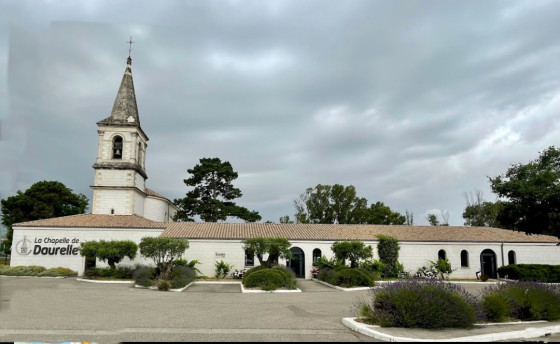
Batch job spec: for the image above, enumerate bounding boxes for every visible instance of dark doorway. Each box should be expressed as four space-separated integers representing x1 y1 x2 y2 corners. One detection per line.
85 255 96 272
480 249 497 278
287 247 305 278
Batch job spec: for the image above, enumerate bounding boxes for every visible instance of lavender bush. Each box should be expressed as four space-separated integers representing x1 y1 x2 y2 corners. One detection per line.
481 282 560 321
359 279 485 328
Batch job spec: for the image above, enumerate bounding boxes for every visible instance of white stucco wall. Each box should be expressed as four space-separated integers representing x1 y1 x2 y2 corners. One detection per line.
11 226 560 280
92 189 132 215
10 226 164 276
144 197 171 222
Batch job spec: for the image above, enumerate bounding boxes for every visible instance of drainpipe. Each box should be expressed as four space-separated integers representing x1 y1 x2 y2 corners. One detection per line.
500 242 505 267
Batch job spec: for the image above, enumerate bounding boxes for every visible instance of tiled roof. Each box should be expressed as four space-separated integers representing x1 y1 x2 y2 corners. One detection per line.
14 214 166 229
161 222 560 243
145 188 172 202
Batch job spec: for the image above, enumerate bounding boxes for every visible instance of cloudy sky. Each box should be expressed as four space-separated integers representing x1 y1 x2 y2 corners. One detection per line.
0 0 559 227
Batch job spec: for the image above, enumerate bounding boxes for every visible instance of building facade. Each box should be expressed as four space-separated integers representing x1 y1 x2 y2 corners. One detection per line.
9 55 560 279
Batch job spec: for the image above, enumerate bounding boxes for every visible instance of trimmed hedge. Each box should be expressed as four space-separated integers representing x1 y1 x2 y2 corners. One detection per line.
318 267 374 288
360 279 483 328
497 264 560 283
243 266 297 291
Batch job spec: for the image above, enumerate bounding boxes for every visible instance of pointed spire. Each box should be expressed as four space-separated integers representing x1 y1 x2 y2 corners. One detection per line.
98 56 141 127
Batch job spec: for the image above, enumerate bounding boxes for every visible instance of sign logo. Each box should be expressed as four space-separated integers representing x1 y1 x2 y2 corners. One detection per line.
15 236 32 255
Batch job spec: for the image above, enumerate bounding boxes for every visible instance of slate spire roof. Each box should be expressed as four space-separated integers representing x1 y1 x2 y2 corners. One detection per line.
97 56 141 127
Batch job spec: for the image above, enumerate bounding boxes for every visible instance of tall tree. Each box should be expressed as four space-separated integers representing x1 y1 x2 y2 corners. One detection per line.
1 181 88 255
462 190 502 227
243 237 292 268
294 184 404 225
427 213 440 226
489 146 560 237
366 202 406 225
173 158 261 222
331 240 373 268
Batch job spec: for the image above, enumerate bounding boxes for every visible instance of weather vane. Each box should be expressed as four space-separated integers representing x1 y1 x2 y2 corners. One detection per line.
126 36 135 57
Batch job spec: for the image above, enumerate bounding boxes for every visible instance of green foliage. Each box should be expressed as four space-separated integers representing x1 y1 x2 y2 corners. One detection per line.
320 267 374 288
169 266 196 289
331 240 373 268
138 237 189 279
272 266 297 289
172 258 202 275
243 269 285 291
158 279 170 291
489 146 560 237
173 157 261 222
359 259 385 280
243 237 292 268
463 191 504 227
294 184 405 224
0 265 76 277
1 180 88 254
133 266 156 287
214 260 233 278
360 280 482 328
483 293 512 322
84 266 135 279
481 282 560 321
313 255 345 270
427 214 439 226
242 265 267 284
79 240 137 269
376 235 402 278
497 264 560 283
415 259 453 280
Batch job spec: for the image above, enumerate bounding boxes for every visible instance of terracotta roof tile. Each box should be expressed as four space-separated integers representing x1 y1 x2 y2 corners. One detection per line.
161 222 560 243
14 214 166 229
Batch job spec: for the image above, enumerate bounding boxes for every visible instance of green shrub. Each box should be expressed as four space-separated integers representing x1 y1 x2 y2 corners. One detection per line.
215 260 233 279
169 266 196 289
243 269 285 291
242 265 267 284
334 268 374 288
272 266 297 289
360 279 483 328
482 282 560 321
359 259 385 279
318 268 374 288
133 266 156 287
483 293 512 322
497 264 560 283
158 279 170 291
377 235 401 278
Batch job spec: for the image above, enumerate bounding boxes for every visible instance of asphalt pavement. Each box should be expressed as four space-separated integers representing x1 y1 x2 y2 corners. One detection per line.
0 276 558 343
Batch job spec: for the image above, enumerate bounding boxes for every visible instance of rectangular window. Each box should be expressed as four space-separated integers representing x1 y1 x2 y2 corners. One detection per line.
244 249 254 267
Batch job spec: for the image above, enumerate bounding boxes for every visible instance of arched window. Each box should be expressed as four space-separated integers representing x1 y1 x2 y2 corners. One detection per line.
112 136 123 159
460 250 469 267
508 250 516 265
313 248 322 263
438 249 446 261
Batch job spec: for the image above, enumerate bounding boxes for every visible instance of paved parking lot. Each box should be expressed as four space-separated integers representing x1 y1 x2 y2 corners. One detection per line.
0 276 378 343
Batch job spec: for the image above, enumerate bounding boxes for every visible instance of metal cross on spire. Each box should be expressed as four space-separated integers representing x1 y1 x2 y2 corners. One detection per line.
126 36 135 57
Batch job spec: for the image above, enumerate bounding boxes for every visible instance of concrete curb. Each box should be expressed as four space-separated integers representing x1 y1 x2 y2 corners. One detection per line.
77 278 134 284
186 281 302 293
342 317 560 342
312 278 373 291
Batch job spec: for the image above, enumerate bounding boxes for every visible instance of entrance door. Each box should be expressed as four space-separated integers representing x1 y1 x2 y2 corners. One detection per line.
480 249 497 278
287 247 305 278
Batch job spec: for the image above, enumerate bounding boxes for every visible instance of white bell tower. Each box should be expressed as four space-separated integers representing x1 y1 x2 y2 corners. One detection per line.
91 55 149 216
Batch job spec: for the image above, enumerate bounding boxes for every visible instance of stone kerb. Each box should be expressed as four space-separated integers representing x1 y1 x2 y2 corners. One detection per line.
342 317 560 342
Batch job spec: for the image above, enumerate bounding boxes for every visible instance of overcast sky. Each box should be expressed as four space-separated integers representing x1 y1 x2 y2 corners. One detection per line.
0 0 559 227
